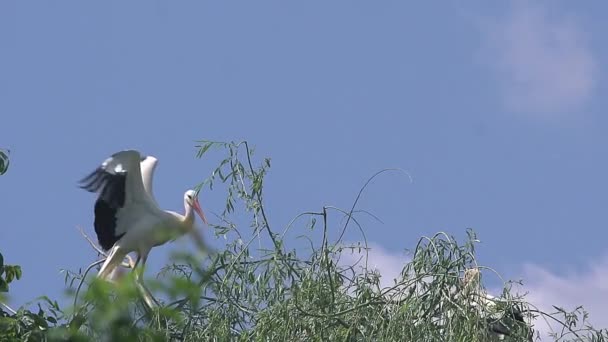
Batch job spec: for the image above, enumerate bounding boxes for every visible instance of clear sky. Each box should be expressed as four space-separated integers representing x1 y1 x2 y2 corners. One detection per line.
2 0 607 330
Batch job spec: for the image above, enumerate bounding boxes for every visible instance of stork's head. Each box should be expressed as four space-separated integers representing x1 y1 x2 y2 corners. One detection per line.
462 268 480 288
185 189 207 225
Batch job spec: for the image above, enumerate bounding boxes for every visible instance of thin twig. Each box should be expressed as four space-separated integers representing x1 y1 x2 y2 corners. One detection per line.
242 141 280 253
77 226 106 256
336 168 412 243
0 301 17 315
76 226 131 268
73 259 105 308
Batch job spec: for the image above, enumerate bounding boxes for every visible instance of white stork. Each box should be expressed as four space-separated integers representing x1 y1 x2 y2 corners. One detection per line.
78 150 208 281
461 268 533 341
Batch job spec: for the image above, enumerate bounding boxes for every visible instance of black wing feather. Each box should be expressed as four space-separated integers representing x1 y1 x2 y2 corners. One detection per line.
79 168 128 250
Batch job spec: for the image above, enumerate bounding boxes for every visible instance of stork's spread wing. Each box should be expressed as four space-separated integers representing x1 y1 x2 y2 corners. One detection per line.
79 150 159 250
140 156 159 207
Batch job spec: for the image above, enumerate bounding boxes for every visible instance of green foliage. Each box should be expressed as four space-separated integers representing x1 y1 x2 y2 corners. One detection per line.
0 141 606 341
0 253 60 342
0 148 9 175
0 253 23 294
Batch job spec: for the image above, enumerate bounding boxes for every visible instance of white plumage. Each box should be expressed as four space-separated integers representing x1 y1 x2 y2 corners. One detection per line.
79 150 208 280
461 268 532 341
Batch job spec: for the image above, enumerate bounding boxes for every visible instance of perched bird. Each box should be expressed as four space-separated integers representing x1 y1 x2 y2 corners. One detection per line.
461 268 533 341
78 150 208 280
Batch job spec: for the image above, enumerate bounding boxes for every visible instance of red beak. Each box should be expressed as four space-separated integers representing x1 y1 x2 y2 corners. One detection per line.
192 199 208 225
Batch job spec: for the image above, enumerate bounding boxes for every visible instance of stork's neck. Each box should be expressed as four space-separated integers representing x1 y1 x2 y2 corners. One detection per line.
182 202 195 226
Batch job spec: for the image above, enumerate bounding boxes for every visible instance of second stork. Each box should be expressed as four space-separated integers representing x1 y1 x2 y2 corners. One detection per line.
78 150 208 280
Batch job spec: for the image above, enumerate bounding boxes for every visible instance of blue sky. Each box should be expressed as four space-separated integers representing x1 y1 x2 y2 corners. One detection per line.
1 1 607 331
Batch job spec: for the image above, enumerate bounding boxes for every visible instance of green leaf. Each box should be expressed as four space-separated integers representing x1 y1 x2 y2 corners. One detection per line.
0 278 7 292
26 311 48 328
69 313 86 331
0 149 9 176
196 141 215 158
0 253 3 270
3 266 21 284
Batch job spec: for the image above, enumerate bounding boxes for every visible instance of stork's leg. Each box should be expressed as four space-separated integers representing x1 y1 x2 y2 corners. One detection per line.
106 266 124 284
133 250 158 308
98 245 127 280
133 253 142 270
139 251 149 274
132 250 148 278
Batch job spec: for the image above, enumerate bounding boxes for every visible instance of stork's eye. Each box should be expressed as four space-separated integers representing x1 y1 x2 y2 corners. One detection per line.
187 194 193 200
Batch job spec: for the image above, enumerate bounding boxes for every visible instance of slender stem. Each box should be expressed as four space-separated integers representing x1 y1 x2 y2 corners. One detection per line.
243 141 279 251
336 168 411 243
73 259 105 308
0 301 17 315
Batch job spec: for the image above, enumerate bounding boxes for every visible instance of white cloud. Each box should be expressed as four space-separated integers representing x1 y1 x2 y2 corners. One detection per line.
514 256 608 338
338 242 409 289
340 241 608 339
479 2 596 115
